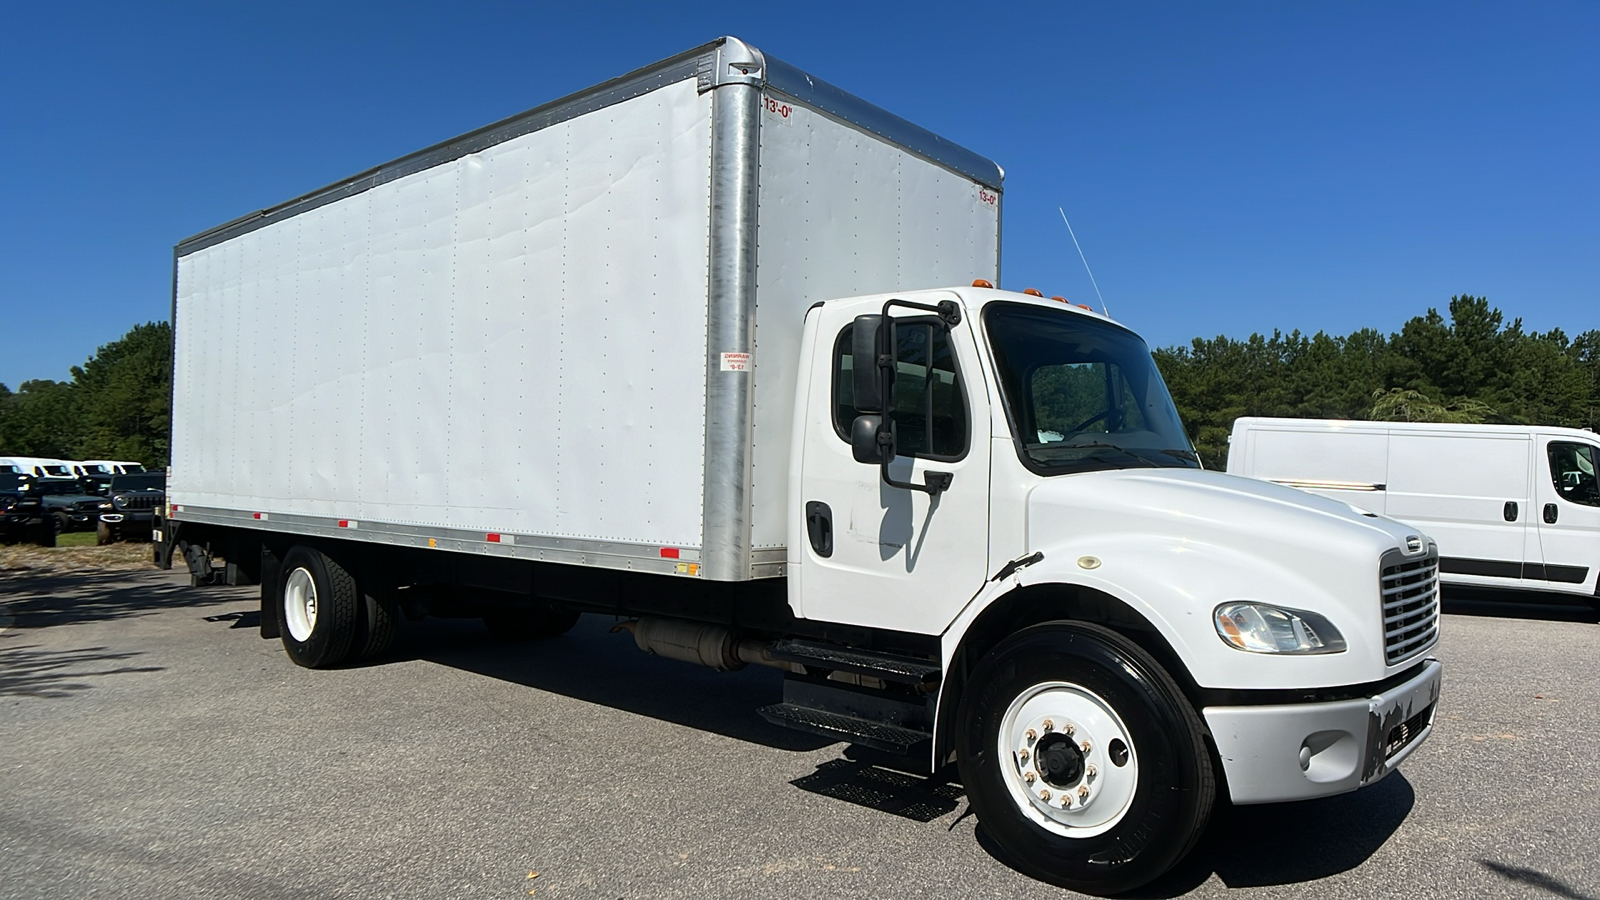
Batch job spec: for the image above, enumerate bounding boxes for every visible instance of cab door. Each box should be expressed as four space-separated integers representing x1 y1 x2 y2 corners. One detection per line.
1531 437 1600 593
793 296 991 635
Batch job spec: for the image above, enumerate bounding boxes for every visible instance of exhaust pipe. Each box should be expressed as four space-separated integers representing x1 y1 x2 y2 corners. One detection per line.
613 617 791 672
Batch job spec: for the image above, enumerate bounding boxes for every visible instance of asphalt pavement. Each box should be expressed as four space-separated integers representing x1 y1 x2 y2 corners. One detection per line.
2 568 1597 899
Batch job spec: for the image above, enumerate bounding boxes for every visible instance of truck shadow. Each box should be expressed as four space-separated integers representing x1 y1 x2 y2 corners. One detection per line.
404 614 834 752
0 570 248 628
1112 773 1416 896
1441 585 1598 623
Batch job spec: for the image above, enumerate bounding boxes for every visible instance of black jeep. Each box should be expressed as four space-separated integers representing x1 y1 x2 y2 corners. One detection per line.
0 473 52 546
33 479 106 536
96 473 167 544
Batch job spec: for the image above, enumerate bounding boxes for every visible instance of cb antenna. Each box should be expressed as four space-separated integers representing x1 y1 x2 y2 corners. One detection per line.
1058 207 1108 317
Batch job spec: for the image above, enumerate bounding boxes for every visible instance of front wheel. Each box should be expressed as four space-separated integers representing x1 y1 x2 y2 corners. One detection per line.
956 622 1213 896
96 521 115 545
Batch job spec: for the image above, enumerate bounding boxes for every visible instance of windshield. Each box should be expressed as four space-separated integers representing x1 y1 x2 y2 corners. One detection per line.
984 302 1198 475
110 474 166 492
34 480 90 496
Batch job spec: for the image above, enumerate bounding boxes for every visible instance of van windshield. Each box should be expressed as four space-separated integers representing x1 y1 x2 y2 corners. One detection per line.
983 302 1198 475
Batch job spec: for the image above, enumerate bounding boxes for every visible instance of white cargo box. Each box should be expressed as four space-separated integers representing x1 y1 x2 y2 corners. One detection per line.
171 37 1002 582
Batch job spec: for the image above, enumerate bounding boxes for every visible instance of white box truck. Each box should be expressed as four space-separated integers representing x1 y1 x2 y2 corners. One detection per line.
1229 416 1600 602
160 37 1441 894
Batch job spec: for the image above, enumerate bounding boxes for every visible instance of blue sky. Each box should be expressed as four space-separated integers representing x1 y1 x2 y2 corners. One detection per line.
2 2 1594 388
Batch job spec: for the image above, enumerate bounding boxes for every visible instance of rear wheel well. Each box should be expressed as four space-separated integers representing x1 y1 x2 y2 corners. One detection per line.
939 584 1211 765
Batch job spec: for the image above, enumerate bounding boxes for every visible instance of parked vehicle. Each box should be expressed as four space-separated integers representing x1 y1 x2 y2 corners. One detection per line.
0 473 52 546
1228 417 1600 602
77 459 147 477
31 479 105 534
1 457 77 480
159 37 1441 895
96 472 166 544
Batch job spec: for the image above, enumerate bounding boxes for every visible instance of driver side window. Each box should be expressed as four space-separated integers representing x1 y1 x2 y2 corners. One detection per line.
1547 442 1600 507
832 321 968 461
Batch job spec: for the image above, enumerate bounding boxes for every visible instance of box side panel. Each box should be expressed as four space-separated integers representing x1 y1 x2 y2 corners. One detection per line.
748 100 1001 552
172 79 713 552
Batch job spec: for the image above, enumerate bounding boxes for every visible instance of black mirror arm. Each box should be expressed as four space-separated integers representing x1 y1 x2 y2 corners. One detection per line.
881 297 961 329
879 455 953 496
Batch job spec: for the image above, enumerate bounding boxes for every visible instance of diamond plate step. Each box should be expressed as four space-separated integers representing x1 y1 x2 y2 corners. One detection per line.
758 702 933 756
766 639 941 686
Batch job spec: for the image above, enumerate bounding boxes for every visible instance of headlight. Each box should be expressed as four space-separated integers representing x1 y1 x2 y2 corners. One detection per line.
98 501 113 509
1214 603 1346 654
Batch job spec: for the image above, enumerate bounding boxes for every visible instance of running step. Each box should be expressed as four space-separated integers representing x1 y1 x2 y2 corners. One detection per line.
767 639 941 686
758 703 933 756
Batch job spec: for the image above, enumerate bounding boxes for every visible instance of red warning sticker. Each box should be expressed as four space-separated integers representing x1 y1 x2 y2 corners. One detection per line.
720 352 752 372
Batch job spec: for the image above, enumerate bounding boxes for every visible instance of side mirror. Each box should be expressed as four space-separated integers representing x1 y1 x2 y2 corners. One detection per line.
851 415 894 464
851 314 887 413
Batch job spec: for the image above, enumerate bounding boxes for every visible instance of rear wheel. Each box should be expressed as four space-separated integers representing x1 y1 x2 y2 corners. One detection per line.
95 521 115 545
956 622 1213 896
277 546 358 668
349 585 399 662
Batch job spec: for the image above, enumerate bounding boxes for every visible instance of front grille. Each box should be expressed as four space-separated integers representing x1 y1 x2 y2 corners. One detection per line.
74 500 102 512
117 495 161 511
1385 702 1435 759
1381 548 1440 664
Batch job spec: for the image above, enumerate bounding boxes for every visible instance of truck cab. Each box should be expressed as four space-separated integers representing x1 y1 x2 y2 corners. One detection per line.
788 286 1440 890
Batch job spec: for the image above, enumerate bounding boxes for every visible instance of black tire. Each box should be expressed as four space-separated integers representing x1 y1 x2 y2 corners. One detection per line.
956 622 1213 896
483 607 580 641
349 586 399 662
34 521 57 547
95 521 114 545
276 546 359 669
51 512 69 536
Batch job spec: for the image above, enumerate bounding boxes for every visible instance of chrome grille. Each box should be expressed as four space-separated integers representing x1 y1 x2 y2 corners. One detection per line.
1381 547 1440 664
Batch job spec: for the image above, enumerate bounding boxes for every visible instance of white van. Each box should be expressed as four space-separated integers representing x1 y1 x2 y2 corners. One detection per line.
1 457 78 480
1228 417 1600 600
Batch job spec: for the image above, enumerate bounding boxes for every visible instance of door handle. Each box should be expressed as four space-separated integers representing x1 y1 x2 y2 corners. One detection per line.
805 501 833 558
1544 503 1559 524
1503 501 1518 522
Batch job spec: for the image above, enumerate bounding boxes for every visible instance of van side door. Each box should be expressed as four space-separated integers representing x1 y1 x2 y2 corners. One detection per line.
1530 437 1600 594
1387 432 1537 589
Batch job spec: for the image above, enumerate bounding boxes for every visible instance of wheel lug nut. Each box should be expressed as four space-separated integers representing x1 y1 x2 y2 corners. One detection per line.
1024 771 1036 784
1081 740 1092 754
1078 785 1090 800
1040 789 1052 801
1025 728 1037 743
1019 749 1030 763
1086 765 1097 779
1064 723 1075 736
1042 719 1054 732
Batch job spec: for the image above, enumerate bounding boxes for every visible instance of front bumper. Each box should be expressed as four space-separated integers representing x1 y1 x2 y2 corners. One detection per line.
1203 659 1441 804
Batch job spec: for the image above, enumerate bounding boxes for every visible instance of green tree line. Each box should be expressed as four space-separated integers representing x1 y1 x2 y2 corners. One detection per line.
0 322 172 468
1155 295 1600 468
3 296 1596 476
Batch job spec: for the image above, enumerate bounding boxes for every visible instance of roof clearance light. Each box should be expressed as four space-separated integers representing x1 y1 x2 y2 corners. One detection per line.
1051 296 1068 303
1078 304 1092 311
972 279 994 289
1023 288 1044 297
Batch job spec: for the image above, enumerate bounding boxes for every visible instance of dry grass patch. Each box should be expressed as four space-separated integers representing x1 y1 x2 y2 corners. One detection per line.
0 540 156 576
